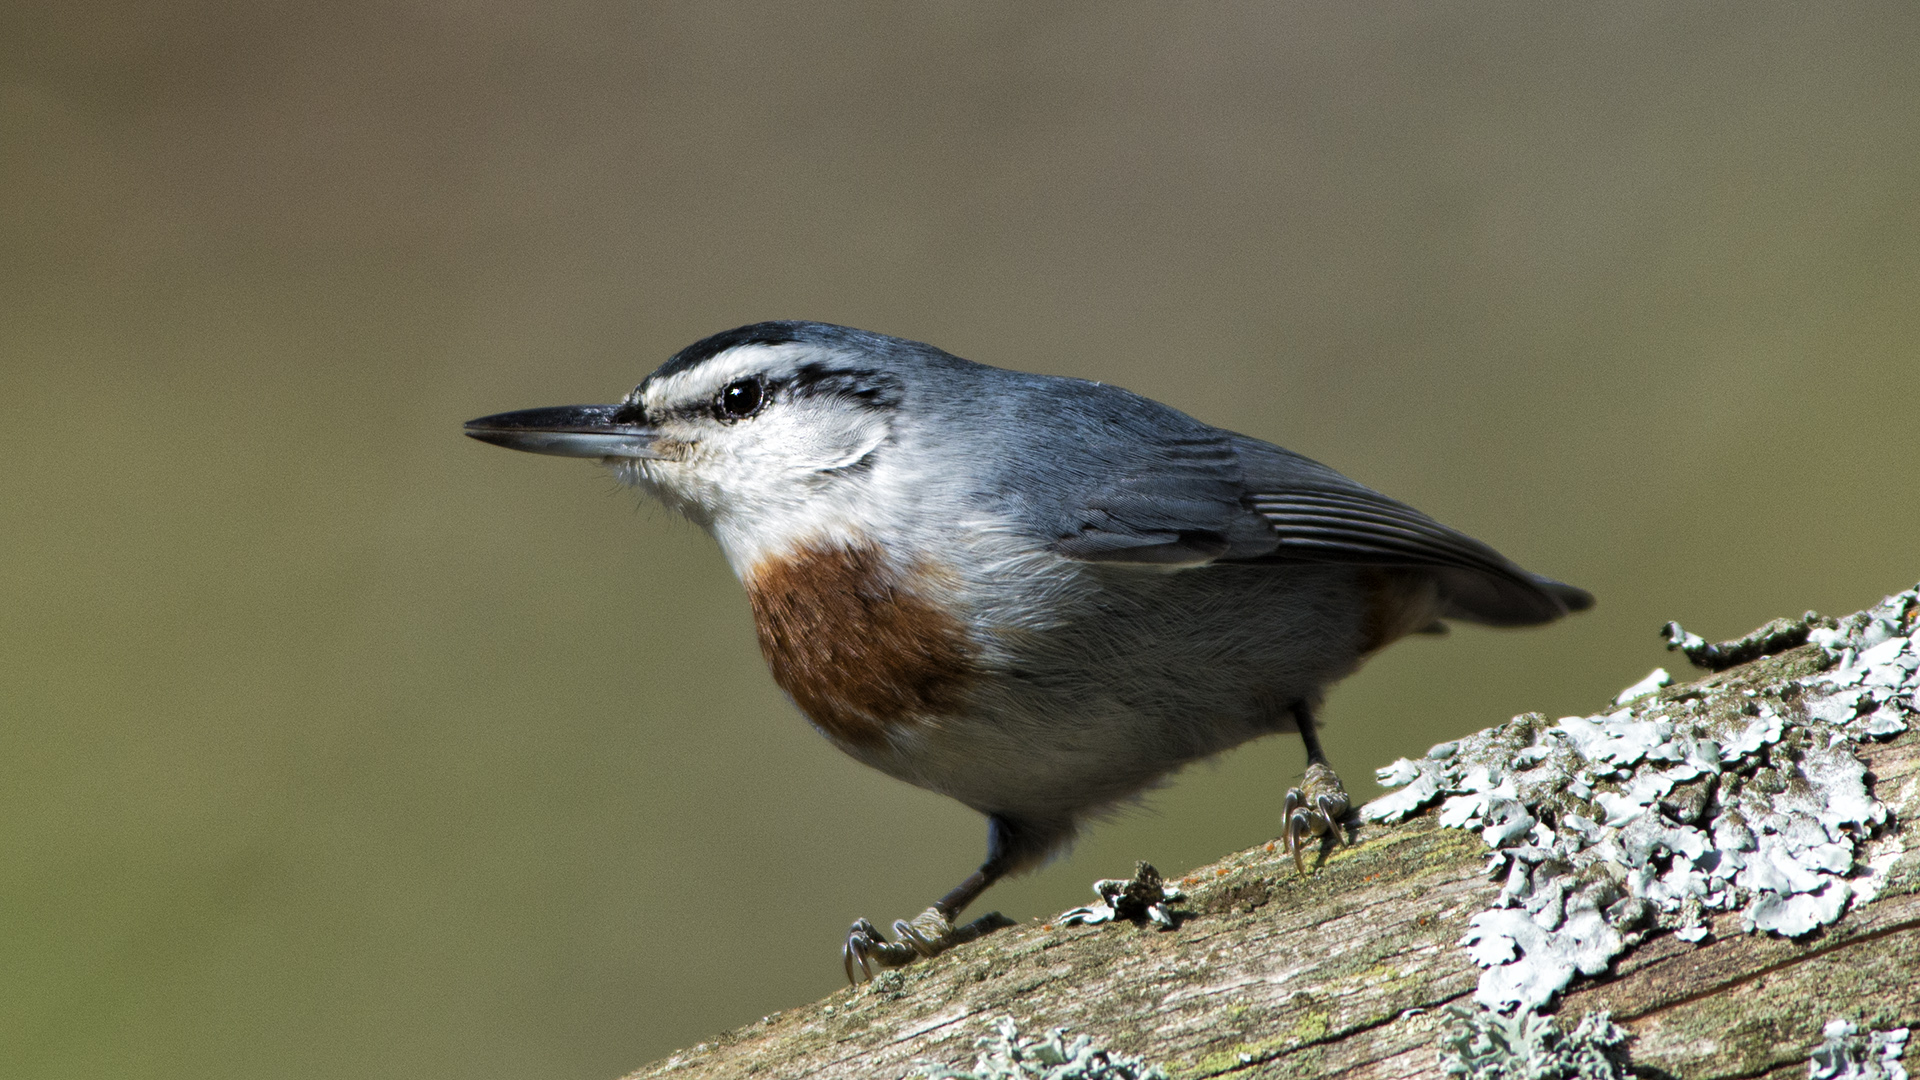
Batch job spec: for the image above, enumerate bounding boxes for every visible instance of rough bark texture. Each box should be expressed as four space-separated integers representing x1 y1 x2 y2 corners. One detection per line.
629 643 1920 1080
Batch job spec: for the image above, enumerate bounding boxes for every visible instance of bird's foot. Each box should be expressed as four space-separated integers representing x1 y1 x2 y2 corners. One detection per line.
1282 761 1351 872
842 907 1014 983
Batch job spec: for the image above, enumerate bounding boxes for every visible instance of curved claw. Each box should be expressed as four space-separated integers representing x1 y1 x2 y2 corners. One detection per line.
1281 804 1316 873
843 918 875 983
844 917 920 983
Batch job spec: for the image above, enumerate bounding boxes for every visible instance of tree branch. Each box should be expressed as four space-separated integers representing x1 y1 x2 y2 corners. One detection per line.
630 594 1920 1080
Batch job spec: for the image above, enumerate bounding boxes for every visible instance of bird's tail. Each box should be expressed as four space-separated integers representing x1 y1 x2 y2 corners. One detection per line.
1435 568 1594 628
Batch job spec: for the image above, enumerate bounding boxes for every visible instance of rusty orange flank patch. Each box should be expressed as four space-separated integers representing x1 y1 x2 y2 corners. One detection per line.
744 541 976 749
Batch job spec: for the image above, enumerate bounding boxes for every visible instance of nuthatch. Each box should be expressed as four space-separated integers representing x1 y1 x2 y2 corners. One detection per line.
465 321 1592 980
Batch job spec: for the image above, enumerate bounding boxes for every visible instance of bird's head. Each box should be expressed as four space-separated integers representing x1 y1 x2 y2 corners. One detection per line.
466 322 946 571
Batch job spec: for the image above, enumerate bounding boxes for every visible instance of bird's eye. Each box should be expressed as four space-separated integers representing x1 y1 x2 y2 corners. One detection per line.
715 378 766 421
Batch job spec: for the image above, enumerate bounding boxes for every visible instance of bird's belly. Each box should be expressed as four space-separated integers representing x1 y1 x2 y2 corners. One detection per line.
855 562 1380 822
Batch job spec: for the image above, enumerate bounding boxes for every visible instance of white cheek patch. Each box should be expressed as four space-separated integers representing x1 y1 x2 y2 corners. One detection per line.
702 402 894 567
774 403 889 472
616 380 899 577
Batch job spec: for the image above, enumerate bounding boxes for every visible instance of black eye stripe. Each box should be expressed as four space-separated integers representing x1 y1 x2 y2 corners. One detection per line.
715 378 767 420
788 364 904 409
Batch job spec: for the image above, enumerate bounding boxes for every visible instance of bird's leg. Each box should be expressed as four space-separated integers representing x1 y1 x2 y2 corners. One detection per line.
842 816 1029 983
1281 700 1350 872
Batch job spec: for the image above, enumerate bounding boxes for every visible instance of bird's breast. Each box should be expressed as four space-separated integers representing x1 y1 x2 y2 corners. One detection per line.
741 539 978 750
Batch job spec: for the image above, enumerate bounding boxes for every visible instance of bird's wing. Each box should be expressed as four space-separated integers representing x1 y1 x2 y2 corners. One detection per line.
1225 435 1591 626
1022 384 1589 625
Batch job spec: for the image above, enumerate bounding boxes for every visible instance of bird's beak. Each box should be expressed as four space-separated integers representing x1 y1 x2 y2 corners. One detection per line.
463 404 669 460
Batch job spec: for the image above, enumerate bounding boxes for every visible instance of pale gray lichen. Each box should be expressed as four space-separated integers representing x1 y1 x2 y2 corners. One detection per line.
918 1016 1168 1080
1808 1019 1910 1080
1367 586 1918 1010
1438 1004 1633 1080
1614 668 1672 705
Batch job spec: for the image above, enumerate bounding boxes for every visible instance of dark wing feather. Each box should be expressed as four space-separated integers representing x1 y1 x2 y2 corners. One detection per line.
1245 489 1520 578
1227 436 1592 626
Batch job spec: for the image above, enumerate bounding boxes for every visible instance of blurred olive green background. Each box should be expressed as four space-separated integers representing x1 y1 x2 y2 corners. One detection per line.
5 3 1919 1078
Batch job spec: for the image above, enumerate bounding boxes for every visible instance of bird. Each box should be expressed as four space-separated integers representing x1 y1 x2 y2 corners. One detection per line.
464 320 1592 981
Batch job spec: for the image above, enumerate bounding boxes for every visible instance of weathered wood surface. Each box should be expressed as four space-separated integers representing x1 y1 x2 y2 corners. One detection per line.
630 646 1919 1080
